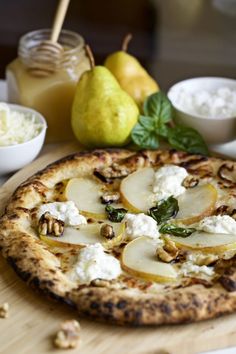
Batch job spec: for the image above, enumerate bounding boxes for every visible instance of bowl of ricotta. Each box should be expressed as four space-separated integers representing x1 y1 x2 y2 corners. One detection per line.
0 102 47 175
167 77 236 144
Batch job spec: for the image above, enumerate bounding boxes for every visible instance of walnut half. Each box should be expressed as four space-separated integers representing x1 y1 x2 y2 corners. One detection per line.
156 236 179 263
0 302 9 318
38 212 64 237
100 191 120 204
54 319 81 349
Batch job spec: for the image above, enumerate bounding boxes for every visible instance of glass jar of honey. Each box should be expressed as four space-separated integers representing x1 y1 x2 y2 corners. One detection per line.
6 29 90 142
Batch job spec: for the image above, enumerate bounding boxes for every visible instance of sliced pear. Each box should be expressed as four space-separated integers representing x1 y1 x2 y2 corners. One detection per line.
65 177 106 219
171 231 236 253
40 224 102 247
40 222 124 248
120 167 217 223
120 167 154 212
121 236 177 282
175 184 217 225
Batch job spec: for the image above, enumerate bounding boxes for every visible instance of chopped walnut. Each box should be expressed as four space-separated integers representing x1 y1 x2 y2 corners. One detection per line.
100 191 120 204
38 212 64 236
100 224 115 239
190 253 219 266
231 209 236 220
54 319 81 349
0 302 9 318
156 236 179 263
183 176 199 188
215 205 236 220
90 278 111 287
215 205 230 216
218 163 236 185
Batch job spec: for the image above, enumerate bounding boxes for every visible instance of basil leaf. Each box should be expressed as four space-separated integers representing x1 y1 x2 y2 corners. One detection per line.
139 115 155 132
105 205 127 222
143 91 172 125
148 196 179 225
159 223 196 237
131 122 159 149
156 121 169 138
168 125 209 156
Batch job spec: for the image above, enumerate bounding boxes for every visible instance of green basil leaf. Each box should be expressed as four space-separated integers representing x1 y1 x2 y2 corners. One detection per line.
168 125 209 156
105 205 127 222
156 122 169 138
131 122 159 150
143 91 172 124
139 115 155 132
148 196 179 225
159 223 196 237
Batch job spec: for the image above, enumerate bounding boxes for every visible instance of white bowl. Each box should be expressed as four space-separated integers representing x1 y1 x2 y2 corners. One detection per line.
0 104 47 175
167 77 236 144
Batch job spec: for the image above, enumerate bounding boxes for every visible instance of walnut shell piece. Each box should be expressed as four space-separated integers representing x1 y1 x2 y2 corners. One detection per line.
38 212 64 237
54 319 81 349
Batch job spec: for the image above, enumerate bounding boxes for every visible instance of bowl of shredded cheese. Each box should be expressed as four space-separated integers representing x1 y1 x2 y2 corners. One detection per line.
167 77 236 144
0 103 47 175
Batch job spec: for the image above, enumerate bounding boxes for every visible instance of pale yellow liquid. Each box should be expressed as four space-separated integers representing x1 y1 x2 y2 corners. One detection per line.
7 57 90 142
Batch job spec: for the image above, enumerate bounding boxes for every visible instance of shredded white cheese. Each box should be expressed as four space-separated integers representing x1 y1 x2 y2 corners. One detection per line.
0 102 43 146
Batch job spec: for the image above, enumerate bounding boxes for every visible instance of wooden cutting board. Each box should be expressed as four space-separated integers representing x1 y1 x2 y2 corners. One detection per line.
1 143 236 354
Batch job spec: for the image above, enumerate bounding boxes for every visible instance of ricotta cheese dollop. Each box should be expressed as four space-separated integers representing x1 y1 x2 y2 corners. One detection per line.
123 213 160 240
198 215 236 235
70 243 121 284
38 201 87 226
180 262 214 277
152 165 188 201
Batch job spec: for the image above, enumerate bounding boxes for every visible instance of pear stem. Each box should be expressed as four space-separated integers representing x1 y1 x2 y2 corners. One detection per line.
121 33 133 52
85 44 95 69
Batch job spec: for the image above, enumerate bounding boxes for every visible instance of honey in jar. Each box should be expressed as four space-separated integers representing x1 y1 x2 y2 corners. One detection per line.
6 29 90 142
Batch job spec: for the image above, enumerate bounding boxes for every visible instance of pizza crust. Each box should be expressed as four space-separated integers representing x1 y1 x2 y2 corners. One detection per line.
1 148 236 325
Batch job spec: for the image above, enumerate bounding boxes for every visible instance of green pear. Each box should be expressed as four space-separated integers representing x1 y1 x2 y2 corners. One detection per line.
71 65 139 148
104 34 159 107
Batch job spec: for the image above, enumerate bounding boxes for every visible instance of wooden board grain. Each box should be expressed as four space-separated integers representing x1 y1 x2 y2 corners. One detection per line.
1 144 236 354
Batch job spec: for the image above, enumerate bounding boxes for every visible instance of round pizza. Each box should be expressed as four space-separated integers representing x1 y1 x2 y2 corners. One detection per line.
1 148 236 325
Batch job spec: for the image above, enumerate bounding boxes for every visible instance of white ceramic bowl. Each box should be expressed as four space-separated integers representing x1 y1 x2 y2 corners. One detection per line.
0 104 47 175
167 77 236 144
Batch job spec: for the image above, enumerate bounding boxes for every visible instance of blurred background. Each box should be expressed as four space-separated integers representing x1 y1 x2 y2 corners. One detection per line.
0 0 235 90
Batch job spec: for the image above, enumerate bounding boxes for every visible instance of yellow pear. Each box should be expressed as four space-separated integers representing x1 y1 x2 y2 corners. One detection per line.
104 34 159 107
71 46 139 148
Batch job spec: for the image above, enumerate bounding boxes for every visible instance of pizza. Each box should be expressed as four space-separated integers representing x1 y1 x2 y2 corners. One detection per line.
1 148 236 326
